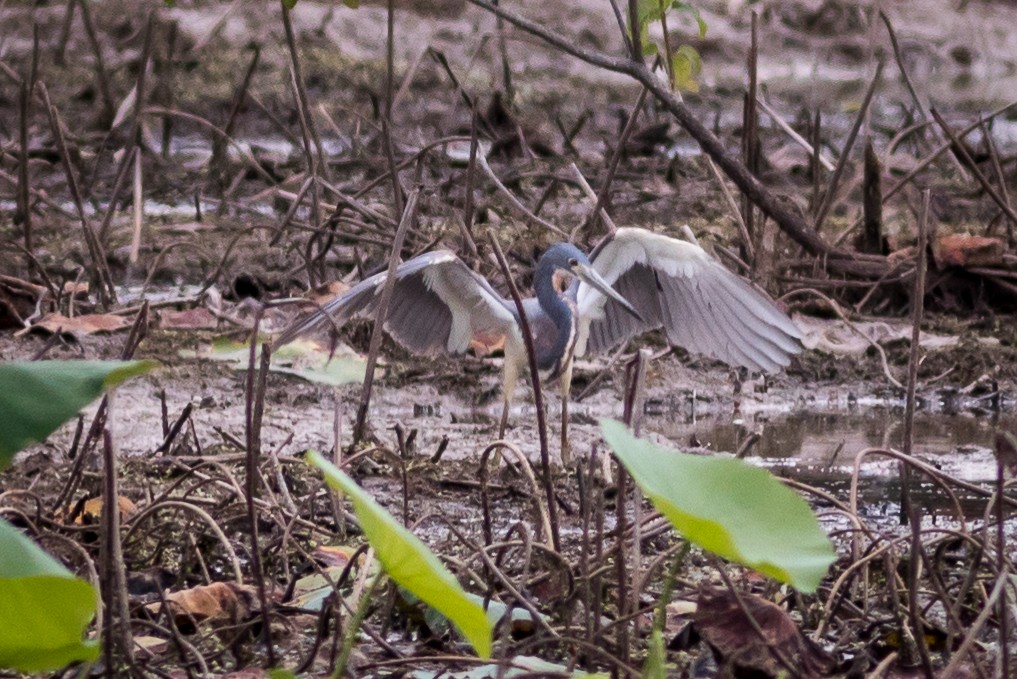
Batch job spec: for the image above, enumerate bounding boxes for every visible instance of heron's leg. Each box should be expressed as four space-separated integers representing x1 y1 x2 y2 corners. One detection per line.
559 360 573 466
499 356 519 440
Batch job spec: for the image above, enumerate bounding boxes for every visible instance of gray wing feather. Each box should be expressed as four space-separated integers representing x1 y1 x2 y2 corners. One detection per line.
274 251 518 355
576 228 802 373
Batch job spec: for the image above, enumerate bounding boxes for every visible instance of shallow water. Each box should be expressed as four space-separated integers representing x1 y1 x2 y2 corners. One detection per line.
643 403 1017 520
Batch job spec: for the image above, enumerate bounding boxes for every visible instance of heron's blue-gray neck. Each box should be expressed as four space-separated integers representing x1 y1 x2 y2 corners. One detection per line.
533 254 576 375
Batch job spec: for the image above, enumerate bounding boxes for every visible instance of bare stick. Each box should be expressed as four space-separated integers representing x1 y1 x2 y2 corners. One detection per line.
77 0 115 124
101 424 135 670
464 0 877 269
99 14 154 244
462 108 480 241
130 149 143 264
881 100 1017 206
861 139 883 254
756 97 834 171
576 86 648 240
813 60 884 232
244 319 276 666
17 78 32 269
55 0 76 67
280 1 332 182
742 12 759 256
211 47 260 188
39 84 117 306
626 0 642 61
487 232 561 552
353 189 420 443
900 191 928 526
810 110 822 216
568 162 617 233
705 156 753 259
383 0 404 215
476 154 568 237
979 118 1013 245
96 146 138 243
931 107 1017 231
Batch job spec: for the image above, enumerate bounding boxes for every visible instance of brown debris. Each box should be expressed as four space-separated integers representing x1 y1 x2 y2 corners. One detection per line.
28 312 130 337
694 587 835 677
147 582 258 634
0 275 47 330
156 307 219 330
932 234 1005 269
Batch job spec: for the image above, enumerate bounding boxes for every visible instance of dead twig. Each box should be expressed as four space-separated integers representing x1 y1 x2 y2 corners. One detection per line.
353 188 421 443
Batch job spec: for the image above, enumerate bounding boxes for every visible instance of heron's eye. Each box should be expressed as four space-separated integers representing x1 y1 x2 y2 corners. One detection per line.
568 258 578 268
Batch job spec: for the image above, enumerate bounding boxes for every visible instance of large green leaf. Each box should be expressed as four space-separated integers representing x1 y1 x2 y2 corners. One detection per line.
306 451 493 658
0 519 100 672
600 419 835 592
0 360 157 467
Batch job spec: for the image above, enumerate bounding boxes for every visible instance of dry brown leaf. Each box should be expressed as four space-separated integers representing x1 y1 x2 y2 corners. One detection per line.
147 582 257 633
695 587 834 677
62 281 90 297
58 496 138 525
31 312 130 336
133 635 169 656
312 544 359 568
933 234 1004 268
157 307 219 330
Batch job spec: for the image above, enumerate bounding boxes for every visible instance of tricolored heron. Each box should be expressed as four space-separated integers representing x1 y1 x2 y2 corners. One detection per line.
275 227 802 458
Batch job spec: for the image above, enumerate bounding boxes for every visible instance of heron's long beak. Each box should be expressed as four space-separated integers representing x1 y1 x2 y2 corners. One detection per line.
574 263 644 323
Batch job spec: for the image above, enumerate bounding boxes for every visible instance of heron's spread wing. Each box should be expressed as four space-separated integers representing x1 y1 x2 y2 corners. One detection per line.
274 251 518 355
576 228 802 373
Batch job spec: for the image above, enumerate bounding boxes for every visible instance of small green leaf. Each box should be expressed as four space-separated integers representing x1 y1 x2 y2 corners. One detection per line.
671 44 702 92
600 419 835 593
282 0 298 8
306 451 493 657
672 1 708 38
0 360 157 468
0 519 100 672
638 0 667 25
268 670 297 679
342 0 359 7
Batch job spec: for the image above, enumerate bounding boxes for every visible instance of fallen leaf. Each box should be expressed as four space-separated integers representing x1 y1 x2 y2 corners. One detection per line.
30 313 130 337
933 234 1004 268
182 337 368 386
694 587 834 677
312 544 360 568
63 281 90 297
59 496 138 526
133 635 169 656
157 307 219 330
146 582 257 634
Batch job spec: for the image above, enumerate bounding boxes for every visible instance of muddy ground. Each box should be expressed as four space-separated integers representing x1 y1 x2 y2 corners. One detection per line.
3 0 1017 676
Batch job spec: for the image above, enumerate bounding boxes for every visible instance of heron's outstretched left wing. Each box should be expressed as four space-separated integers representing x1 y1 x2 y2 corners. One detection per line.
575 227 802 373
274 251 518 356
